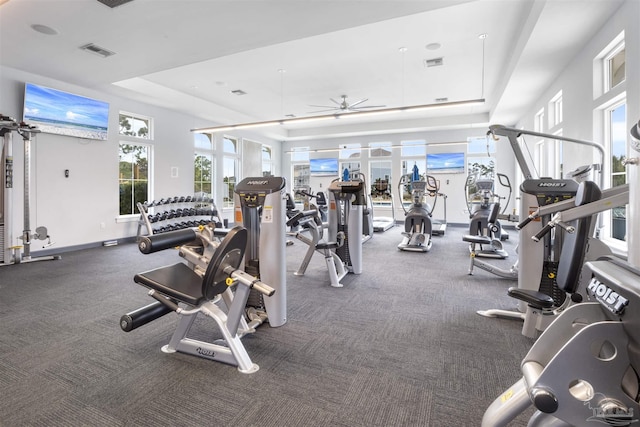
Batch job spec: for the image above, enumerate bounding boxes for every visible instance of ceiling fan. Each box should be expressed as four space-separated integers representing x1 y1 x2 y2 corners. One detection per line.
308 95 386 113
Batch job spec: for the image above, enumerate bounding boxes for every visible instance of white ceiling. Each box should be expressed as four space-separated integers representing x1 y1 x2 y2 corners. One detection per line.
0 0 625 141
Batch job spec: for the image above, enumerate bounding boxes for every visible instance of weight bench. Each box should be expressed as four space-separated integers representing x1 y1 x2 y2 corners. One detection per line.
120 226 274 373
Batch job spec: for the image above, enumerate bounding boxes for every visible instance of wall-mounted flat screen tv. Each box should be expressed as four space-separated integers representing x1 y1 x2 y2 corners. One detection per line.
23 82 110 140
426 152 465 174
310 158 339 176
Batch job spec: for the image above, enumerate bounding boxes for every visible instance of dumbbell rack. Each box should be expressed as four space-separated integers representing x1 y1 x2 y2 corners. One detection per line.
136 196 222 236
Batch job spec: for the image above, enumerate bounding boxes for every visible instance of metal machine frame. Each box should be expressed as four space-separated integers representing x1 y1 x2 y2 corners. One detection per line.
1 115 59 266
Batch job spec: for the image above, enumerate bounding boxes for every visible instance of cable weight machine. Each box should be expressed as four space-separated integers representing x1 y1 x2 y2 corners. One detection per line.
1 114 59 265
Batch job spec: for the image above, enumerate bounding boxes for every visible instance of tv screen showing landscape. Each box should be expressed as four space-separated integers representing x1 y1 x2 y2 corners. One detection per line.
310 158 339 176
23 83 110 140
426 152 465 174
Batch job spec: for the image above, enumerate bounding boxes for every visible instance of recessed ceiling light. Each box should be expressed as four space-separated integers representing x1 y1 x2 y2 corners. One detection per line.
231 89 247 96
398 47 408 53
31 24 59 36
425 43 441 51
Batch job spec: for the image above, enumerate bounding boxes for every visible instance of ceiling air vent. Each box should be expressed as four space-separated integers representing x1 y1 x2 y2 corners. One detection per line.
425 57 444 67
97 0 135 8
231 89 247 96
79 43 115 58
435 97 448 102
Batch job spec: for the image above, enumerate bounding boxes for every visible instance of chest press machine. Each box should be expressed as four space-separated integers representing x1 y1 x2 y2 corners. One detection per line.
121 225 275 373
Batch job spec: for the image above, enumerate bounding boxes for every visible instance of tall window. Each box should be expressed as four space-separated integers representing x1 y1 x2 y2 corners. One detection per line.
550 91 563 128
400 140 426 202
119 111 152 216
608 102 627 241
262 145 273 177
466 136 497 206
340 161 361 180
369 142 392 204
194 153 213 199
534 108 545 133
291 148 309 202
223 136 239 209
194 133 214 200
339 143 362 181
595 31 627 248
119 143 151 215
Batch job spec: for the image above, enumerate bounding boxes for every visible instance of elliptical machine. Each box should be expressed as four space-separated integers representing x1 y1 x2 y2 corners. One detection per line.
464 172 512 252
397 164 438 252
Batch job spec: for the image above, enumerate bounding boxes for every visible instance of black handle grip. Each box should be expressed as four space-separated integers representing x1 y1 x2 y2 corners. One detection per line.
532 223 554 242
138 228 197 254
516 216 535 230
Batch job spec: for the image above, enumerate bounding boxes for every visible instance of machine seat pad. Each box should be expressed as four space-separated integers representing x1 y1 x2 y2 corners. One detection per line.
134 263 205 306
316 241 339 250
462 234 492 245
508 287 554 309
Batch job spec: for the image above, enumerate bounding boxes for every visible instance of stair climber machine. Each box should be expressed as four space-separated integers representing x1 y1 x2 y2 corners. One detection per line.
1 115 59 266
478 124 613 338
233 177 287 327
326 169 365 277
397 164 440 252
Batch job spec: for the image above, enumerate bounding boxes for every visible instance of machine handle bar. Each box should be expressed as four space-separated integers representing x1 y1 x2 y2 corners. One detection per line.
148 290 181 312
516 215 535 230
286 209 319 227
532 223 554 242
224 266 276 297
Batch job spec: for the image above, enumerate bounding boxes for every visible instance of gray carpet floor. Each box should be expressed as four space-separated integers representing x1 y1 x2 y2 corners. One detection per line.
0 224 536 426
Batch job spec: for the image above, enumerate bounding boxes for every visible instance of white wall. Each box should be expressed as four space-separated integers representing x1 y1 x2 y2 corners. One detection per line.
0 66 281 252
513 0 639 265
282 128 518 225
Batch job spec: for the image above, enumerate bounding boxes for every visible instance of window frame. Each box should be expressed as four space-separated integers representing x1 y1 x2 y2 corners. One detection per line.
118 141 153 218
222 135 240 210
604 40 625 92
119 111 153 140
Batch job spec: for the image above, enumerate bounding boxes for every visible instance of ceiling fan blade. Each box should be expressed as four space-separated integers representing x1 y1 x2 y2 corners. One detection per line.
308 104 337 109
329 98 342 106
307 108 340 113
350 104 386 110
347 98 368 108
